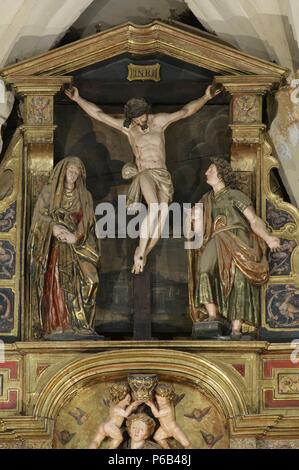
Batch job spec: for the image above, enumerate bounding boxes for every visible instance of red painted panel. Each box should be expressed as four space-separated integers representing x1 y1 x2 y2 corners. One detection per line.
264 389 299 408
232 364 246 377
263 360 299 379
0 390 18 410
0 361 19 379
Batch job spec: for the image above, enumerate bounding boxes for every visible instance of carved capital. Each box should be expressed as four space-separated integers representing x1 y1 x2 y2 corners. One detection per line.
21 126 56 145
4 76 71 96
5 76 70 128
214 75 282 95
230 124 266 144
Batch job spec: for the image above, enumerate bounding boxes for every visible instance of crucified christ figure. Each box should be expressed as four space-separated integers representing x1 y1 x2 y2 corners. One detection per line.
65 84 221 274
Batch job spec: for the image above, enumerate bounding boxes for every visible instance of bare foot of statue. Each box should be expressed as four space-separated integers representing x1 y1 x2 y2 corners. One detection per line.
204 303 219 322
131 246 146 274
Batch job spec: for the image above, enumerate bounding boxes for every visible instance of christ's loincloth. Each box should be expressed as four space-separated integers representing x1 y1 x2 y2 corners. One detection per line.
122 163 174 212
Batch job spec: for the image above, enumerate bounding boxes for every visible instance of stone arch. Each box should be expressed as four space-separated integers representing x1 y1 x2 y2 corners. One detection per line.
33 349 248 422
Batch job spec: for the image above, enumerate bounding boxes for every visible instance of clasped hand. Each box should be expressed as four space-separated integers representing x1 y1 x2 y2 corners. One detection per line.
53 224 77 244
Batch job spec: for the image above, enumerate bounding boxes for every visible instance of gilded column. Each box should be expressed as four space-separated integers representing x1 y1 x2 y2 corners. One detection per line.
5 76 71 339
6 77 71 214
214 75 282 214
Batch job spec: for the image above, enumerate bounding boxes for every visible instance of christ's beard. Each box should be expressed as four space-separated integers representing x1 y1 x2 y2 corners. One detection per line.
140 123 148 131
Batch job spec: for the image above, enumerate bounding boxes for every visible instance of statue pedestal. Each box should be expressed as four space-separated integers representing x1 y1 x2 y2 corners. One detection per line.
192 320 231 340
133 270 152 340
43 331 105 341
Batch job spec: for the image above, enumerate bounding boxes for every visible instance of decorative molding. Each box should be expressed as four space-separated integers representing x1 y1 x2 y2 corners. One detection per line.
0 416 53 440
32 349 248 421
4 76 71 94
21 126 56 145
214 75 283 94
278 374 299 394
230 124 266 144
5 339 272 353
229 415 299 438
0 22 288 78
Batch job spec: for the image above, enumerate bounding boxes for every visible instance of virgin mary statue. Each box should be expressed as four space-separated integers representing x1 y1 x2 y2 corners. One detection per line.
28 157 100 340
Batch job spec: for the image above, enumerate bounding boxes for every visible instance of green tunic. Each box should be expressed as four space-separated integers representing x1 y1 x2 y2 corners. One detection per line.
195 187 261 324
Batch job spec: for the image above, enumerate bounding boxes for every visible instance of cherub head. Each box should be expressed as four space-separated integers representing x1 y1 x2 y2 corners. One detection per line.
108 382 131 405
126 413 156 442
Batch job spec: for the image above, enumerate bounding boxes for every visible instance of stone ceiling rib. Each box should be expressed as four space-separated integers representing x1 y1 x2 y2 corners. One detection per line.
0 0 94 67
185 0 299 74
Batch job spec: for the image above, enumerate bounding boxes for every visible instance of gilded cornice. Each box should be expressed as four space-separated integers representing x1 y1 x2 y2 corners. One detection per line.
0 21 288 78
214 75 283 94
4 76 71 94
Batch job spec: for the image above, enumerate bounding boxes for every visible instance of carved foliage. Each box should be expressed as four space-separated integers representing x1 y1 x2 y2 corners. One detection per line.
266 201 295 230
0 240 16 280
0 202 16 233
27 96 52 125
269 239 297 276
0 288 15 333
266 284 299 329
232 95 260 124
278 374 299 394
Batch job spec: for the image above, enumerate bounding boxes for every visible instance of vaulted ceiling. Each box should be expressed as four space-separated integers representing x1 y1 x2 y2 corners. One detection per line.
0 0 298 75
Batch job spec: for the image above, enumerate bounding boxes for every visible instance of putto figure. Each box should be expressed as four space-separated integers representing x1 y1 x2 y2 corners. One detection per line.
188 158 280 339
65 84 221 274
89 383 140 449
28 157 100 340
146 383 192 449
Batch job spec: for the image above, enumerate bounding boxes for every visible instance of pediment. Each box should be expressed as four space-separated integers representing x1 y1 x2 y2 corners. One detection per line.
0 21 288 79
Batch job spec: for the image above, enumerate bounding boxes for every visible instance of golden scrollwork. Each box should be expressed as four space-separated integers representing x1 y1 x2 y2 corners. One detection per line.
0 131 26 339
260 135 299 330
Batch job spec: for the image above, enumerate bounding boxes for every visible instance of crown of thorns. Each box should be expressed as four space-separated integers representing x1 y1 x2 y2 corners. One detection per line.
123 98 151 128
